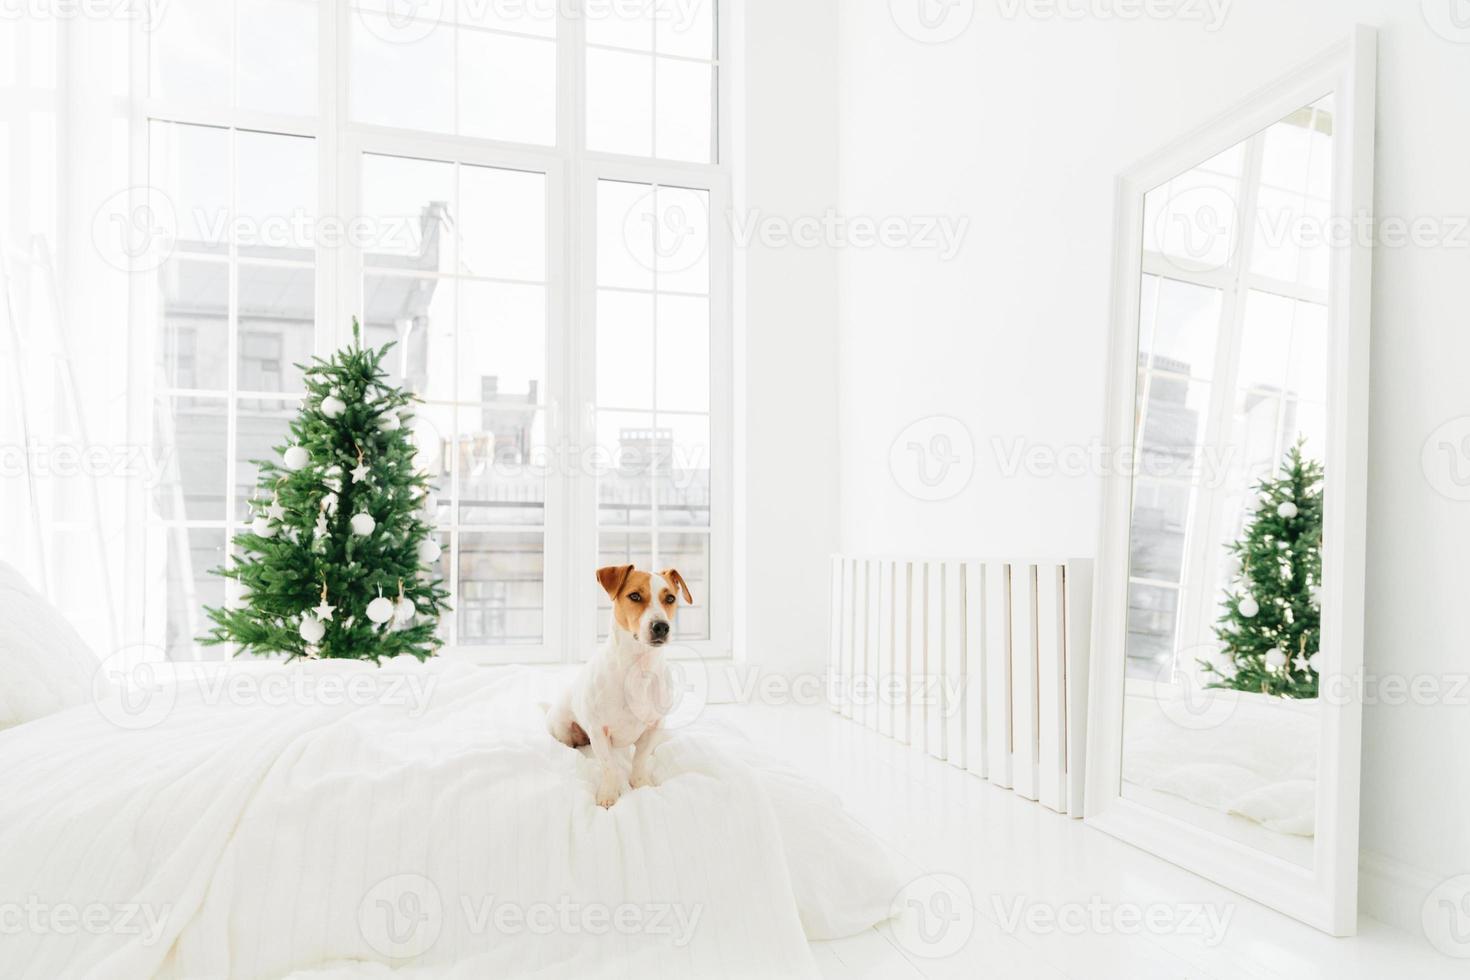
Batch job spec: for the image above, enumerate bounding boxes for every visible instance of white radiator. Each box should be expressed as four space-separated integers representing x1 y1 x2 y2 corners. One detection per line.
826 556 1094 816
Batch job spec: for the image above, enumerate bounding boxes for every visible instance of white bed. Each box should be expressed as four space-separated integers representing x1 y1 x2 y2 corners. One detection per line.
0 656 906 979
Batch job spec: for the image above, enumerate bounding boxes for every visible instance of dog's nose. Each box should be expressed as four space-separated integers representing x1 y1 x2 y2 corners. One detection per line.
650 621 670 640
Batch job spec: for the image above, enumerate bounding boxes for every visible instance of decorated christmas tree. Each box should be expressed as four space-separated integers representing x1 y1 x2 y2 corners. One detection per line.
1200 441 1323 698
203 320 449 662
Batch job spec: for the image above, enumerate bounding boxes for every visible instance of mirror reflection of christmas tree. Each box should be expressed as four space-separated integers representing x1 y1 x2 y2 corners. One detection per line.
1201 441 1323 698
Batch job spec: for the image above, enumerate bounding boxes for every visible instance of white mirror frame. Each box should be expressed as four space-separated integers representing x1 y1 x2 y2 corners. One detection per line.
1084 27 1376 937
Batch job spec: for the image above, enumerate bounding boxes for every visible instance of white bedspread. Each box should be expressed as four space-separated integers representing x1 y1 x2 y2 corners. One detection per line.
0 659 903 979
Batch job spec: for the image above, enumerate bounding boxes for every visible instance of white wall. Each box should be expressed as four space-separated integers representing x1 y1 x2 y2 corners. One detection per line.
732 0 842 675
831 0 1470 931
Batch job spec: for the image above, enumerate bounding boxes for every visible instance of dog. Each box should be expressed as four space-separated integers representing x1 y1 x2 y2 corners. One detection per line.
547 564 694 808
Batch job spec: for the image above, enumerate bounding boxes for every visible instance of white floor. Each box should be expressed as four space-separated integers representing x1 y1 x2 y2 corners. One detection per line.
715 702 1459 980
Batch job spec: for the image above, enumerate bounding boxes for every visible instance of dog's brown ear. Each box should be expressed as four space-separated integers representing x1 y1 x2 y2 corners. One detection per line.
660 568 693 603
596 564 635 599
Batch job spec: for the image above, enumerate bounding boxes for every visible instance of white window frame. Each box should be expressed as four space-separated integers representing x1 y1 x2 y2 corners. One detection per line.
127 0 734 665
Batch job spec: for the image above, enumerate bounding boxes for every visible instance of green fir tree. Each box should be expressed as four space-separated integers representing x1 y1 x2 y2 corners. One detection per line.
1201 441 1323 698
203 320 449 661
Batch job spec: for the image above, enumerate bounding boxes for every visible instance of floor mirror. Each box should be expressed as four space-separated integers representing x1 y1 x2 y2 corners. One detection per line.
1085 27 1376 936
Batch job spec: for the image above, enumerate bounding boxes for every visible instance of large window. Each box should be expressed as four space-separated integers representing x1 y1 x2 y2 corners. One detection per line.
1127 98 1332 679
139 1 729 664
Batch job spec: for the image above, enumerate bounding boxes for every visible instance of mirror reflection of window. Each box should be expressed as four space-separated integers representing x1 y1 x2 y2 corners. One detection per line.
1126 95 1333 683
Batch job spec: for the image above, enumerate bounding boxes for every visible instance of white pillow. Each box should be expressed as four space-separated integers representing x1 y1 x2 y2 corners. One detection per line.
0 562 98 730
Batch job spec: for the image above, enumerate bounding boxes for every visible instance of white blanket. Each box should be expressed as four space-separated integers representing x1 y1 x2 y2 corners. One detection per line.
0 659 903 979
1123 691 1318 836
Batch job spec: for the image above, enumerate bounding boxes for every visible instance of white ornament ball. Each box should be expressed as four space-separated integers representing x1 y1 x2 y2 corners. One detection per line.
1265 647 1287 670
251 515 276 538
1307 651 1322 673
298 615 326 644
321 395 346 419
366 596 395 624
1238 596 1259 618
351 512 376 536
393 597 416 626
378 412 401 432
417 537 442 564
283 445 310 471
1277 501 1299 519
1309 584 1323 607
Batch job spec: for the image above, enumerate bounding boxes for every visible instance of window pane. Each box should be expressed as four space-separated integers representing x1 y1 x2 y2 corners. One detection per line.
597 179 655 291
351 13 455 134
361 154 455 271
1237 290 1293 391
597 290 654 409
238 264 315 393
1129 480 1188 582
658 531 709 640
457 531 544 644
457 0 556 36
362 274 455 401
459 32 555 145
238 0 317 114
586 0 654 51
458 165 546 281
234 397 298 519
1137 374 1210 480
457 280 546 405
151 122 230 256
163 527 227 661
651 185 710 293
1287 301 1328 405
586 48 652 156
1250 187 1303 283
656 294 709 412
153 396 228 521
597 411 655 526
1139 275 1221 379
658 414 710 526
655 59 713 163
1126 582 1177 679
158 258 229 391
410 403 454 524
655 0 715 59
237 130 316 261
150 3 230 105
457 407 546 527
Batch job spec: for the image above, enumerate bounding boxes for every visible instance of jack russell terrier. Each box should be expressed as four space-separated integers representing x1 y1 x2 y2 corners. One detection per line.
547 564 694 808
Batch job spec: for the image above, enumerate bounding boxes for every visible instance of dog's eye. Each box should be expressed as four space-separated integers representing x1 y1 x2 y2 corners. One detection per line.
628 592 642 603
663 595 676 605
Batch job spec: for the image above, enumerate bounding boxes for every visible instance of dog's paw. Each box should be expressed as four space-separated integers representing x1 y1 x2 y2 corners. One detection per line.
630 769 655 790
595 779 621 808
